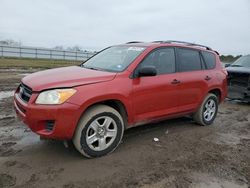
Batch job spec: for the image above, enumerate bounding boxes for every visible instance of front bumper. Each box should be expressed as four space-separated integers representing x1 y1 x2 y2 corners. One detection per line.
227 85 250 102
14 92 81 140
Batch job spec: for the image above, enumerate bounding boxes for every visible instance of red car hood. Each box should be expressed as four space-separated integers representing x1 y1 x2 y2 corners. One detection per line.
22 66 116 91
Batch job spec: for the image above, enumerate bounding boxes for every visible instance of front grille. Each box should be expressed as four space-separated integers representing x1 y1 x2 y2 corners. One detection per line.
46 120 55 132
19 83 32 103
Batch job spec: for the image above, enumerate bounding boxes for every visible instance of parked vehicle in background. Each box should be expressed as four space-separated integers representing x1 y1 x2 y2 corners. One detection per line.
226 55 250 102
14 41 227 158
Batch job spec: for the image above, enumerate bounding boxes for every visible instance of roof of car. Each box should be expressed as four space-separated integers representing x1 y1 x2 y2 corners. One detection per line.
122 41 219 55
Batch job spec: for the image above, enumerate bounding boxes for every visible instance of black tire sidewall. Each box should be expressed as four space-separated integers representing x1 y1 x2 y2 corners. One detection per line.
202 95 218 125
80 112 123 158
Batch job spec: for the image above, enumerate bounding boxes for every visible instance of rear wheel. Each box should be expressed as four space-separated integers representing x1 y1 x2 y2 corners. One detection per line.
193 93 218 126
73 105 124 158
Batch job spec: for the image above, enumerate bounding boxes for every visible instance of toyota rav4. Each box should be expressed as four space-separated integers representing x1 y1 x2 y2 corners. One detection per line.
14 41 227 158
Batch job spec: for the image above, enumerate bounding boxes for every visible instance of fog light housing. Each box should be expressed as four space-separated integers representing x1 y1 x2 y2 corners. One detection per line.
46 120 55 132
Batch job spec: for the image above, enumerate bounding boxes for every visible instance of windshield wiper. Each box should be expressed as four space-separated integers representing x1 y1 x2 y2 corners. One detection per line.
231 64 243 67
82 65 103 71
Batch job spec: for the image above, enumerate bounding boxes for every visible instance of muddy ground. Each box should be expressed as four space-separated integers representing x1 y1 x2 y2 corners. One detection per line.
0 69 249 188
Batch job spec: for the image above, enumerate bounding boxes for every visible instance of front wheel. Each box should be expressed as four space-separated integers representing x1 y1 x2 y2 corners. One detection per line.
73 105 124 158
193 93 218 126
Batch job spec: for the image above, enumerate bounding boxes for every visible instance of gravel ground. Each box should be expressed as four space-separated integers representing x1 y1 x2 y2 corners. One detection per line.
0 70 249 188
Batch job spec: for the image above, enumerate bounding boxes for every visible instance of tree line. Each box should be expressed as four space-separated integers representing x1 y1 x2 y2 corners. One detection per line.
219 55 242 63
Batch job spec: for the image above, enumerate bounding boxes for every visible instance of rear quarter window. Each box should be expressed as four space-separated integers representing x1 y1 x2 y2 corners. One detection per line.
201 51 216 69
177 48 202 72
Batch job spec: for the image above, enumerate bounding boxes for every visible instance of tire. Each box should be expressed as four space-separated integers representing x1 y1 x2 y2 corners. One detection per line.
73 105 124 158
193 93 218 126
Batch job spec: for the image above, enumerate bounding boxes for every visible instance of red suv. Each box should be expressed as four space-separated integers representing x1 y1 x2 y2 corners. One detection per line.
14 41 227 158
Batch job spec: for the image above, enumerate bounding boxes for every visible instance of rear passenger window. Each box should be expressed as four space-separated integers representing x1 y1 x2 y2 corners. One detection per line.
139 48 175 75
177 48 202 72
201 51 216 69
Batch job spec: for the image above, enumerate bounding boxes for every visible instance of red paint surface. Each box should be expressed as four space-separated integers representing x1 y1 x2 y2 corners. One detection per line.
14 43 227 140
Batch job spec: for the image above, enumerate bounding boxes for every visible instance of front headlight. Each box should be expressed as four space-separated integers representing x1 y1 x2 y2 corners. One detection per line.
35 88 76 104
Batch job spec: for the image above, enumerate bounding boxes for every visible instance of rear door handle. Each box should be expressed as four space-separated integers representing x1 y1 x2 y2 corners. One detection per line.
205 76 212 81
171 79 181 84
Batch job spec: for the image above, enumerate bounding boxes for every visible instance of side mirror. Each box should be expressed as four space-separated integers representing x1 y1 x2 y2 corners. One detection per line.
224 63 231 68
137 66 157 77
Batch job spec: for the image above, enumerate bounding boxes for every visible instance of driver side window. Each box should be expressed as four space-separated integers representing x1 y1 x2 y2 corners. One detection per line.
138 48 176 75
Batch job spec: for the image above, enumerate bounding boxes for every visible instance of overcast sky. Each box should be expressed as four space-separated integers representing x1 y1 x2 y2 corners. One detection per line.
0 0 249 55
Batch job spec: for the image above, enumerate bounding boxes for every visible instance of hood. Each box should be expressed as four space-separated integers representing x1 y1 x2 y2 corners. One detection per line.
22 66 116 91
226 66 250 74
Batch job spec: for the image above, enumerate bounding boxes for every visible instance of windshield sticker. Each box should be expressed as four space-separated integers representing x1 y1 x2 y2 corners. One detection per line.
128 47 145 51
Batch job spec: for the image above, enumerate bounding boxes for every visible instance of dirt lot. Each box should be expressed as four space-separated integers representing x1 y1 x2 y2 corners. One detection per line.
0 69 249 188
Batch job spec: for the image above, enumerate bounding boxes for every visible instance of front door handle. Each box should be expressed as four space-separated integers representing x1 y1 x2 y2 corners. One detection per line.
205 76 212 81
171 79 181 84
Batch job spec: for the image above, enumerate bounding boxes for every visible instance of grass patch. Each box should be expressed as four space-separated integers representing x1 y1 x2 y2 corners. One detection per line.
0 57 82 69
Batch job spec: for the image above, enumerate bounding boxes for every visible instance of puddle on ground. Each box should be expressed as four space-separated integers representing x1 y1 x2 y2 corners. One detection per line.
18 73 31 76
0 69 37 73
17 131 40 147
192 180 248 188
143 173 248 188
190 173 248 188
0 91 14 101
202 132 249 146
0 125 40 156
0 115 15 120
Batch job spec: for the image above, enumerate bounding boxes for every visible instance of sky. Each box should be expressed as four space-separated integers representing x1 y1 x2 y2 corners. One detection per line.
0 0 250 55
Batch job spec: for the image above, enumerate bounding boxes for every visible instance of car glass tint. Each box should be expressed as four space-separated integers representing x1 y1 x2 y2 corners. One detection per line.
202 51 216 69
177 48 202 72
231 55 250 68
83 46 145 72
139 48 175 75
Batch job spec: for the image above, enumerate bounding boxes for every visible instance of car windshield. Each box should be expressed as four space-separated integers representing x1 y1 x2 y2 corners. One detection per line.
82 46 145 72
231 55 250 68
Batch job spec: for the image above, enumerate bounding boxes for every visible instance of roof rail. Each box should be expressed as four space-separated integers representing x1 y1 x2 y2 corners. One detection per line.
152 40 212 50
126 41 143 44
